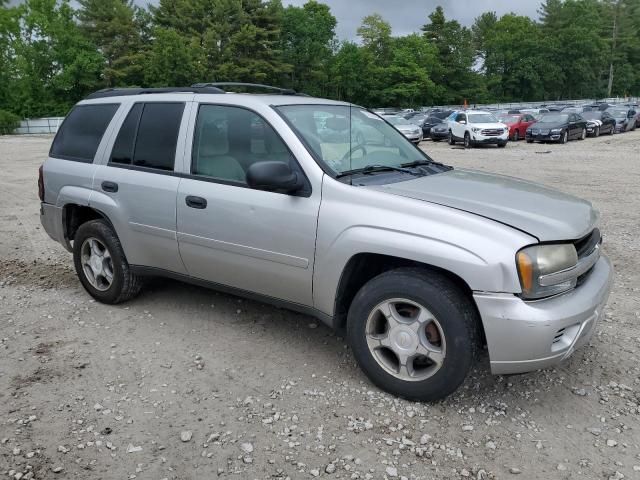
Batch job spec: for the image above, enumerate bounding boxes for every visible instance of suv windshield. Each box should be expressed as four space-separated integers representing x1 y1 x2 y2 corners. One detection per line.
468 113 498 123
276 105 430 176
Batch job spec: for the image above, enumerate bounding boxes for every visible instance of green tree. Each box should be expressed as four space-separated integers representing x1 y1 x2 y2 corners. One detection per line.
281 0 336 95
357 13 392 61
422 6 484 104
0 0 20 114
77 0 147 87
151 0 289 84
11 0 104 117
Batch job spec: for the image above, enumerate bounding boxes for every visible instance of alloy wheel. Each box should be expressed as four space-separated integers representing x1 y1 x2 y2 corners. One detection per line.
365 298 446 382
80 237 114 291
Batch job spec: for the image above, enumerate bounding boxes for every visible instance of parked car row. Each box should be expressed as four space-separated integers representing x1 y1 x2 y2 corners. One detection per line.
375 103 638 147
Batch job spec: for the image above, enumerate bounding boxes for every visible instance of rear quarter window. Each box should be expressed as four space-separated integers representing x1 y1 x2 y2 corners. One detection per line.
50 104 119 162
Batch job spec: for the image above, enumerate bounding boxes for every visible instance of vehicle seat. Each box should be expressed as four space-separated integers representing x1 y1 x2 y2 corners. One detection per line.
194 120 246 183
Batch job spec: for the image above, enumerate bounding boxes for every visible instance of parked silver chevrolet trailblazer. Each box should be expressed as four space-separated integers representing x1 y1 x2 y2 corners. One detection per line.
39 84 613 401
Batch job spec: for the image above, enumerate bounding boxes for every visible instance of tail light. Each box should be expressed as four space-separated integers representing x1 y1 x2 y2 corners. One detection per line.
38 165 44 202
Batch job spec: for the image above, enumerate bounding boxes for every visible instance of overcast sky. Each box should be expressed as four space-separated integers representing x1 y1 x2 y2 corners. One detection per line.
283 0 543 40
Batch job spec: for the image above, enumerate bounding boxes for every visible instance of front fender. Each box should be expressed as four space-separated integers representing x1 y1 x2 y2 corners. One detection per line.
313 226 516 317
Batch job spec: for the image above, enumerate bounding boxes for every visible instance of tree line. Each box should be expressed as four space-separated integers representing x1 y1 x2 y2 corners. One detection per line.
0 0 639 121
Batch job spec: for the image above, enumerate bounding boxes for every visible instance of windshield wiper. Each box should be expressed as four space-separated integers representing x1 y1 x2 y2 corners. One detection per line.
401 159 450 169
336 164 425 179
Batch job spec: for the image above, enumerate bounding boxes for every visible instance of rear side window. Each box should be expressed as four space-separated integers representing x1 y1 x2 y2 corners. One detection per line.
50 104 119 162
110 102 185 171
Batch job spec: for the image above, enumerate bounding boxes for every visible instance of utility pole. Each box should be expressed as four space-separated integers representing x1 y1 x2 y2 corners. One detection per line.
607 0 621 97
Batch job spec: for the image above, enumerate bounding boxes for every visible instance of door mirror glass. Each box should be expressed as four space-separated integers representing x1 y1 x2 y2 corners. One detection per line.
246 161 303 194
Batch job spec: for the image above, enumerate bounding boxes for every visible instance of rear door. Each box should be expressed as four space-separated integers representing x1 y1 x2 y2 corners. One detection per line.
175 103 320 306
91 100 190 274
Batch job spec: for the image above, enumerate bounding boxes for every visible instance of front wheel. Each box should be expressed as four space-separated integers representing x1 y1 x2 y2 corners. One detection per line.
579 127 587 140
448 131 456 145
347 268 478 402
73 219 143 304
594 126 600 137
512 130 519 141
560 130 568 144
497 142 506 148
463 132 472 148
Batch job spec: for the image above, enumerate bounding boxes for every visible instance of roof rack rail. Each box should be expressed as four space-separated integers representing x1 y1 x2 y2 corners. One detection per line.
191 82 301 95
84 86 225 100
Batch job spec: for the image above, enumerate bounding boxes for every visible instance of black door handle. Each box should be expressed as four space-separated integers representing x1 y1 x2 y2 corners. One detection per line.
101 181 118 193
185 196 207 209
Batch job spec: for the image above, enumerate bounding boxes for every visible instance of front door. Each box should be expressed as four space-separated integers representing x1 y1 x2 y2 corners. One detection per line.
176 104 320 306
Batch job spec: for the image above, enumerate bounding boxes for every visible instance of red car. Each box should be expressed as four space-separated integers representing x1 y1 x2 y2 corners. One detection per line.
498 113 537 141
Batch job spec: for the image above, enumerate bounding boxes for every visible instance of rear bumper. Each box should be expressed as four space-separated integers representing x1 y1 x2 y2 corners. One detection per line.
40 202 69 250
474 254 613 375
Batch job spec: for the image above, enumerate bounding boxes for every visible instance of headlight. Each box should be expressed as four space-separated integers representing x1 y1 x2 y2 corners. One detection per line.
516 244 578 299
472 127 481 132
550 128 562 133
526 128 532 133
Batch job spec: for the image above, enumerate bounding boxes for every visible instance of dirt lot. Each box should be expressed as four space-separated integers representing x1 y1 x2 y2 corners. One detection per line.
1 132 639 480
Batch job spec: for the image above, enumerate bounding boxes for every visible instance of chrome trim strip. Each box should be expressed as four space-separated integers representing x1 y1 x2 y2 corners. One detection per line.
539 243 600 287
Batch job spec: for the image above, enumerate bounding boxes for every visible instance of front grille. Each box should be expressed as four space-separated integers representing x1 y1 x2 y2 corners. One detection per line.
574 228 601 257
574 228 601 285
481 128 503 136
540 129 550 135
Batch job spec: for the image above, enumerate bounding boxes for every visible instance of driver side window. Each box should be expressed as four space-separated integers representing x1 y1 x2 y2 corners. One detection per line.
455 113 466 123
191 105 293 184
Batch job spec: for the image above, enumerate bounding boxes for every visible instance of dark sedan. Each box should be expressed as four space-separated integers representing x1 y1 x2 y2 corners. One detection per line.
607 107 638 133
582 111 616 137
525 112 588 144
429 122 449 141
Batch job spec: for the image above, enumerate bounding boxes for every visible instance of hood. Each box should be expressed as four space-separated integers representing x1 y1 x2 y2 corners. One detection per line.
367 169 597 241
396 124 420 132
532 120 568 128
464 122 506 129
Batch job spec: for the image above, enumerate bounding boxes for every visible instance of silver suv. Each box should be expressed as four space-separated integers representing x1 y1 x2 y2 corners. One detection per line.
39 84 613 401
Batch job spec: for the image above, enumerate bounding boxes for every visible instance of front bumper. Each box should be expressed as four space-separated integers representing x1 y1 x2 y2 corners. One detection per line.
430 130 448 139
474 254 613 375
526 132 563 142
471 133 509 144
403 132 423 143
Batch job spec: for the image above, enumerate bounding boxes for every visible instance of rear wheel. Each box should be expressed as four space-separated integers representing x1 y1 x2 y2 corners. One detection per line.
579 127 587 140
513 130 519 141
347 268 478 402
73 219 143 304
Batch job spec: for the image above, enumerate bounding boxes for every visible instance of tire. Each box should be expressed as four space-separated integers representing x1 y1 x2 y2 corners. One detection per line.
512 130 519 141
463 132 472 148
594 126 600 137
560 130 568 144
448 131 455 145
432 138 442 142
526 139 534 143
497 142 506 148
579 128 587 140
73 219 143 304
346 268 479 402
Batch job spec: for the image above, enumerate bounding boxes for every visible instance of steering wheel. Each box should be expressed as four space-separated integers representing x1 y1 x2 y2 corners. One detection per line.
341 144 367 162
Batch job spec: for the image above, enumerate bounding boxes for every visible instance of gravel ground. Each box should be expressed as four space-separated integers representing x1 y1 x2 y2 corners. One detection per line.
1 132 639 480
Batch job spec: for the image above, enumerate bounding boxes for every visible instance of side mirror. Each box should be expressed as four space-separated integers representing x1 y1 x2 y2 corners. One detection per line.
458 120 466 125
246 161 303 194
